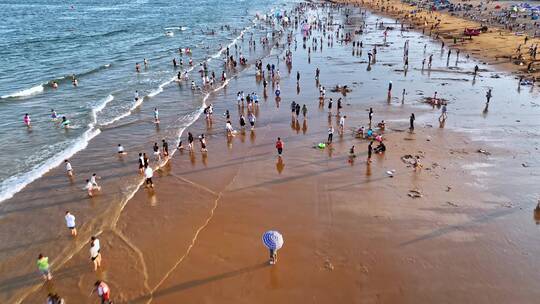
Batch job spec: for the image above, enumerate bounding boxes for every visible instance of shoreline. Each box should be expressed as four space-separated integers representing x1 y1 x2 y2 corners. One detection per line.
1 2 540 303
337 0 540 77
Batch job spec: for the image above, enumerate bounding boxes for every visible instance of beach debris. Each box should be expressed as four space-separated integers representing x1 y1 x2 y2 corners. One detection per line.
446 186 452 192
446 201 459 207
477 149 491 155
386 170 395 177
522 163 529 167
408 189 423 198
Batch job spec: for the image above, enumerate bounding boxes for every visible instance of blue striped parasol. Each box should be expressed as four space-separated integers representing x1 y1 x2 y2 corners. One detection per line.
262 230 283 250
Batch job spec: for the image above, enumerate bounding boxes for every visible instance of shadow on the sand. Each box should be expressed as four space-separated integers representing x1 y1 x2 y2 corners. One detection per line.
399 206 521 247
132 262 268 303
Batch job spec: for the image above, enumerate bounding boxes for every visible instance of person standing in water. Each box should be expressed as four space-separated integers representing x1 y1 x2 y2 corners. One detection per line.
248 113 256 130
276 137 284 157
327 126 334 144
153 142 161 161
162 139 169 158
37 254 52 281
367 141 373 163
117 144 127 155
85 179 95 197
409 113 415 131
65 211 77 237
339 115 346 134
65 159 73 177
144 165 154 188
90 237 102 271
154 108 160 124
302 104 308 118
368 107 373 125
93 280 112 304
486 89 492 104
188 132 194 151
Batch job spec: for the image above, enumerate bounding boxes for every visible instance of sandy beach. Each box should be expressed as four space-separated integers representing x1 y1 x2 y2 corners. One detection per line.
1 2 540 303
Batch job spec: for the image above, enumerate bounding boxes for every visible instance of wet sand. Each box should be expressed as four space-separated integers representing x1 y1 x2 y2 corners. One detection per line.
2 2 540 303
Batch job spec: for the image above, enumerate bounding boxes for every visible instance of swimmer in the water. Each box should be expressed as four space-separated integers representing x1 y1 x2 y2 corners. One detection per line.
51 109 58 121
135 62 141 72
144 58 148 67
61 116 70 128
134 90 139 102
52 81 58 89
117 144 127 155
23 113 31 127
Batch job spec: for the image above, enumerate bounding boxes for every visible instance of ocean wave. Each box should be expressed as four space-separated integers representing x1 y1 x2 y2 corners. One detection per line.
90 94 114 125
0 127 101 204
0 84 44 99
164 26 188 31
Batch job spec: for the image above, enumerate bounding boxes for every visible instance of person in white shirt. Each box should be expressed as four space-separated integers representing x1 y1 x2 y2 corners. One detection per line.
64 211 77 237
144 165 154 188
64 159 73 177
327 126 334 144
117 144 127 155
90 236 101 271
339 115 346 134
85 179 94 197
90 173 101 191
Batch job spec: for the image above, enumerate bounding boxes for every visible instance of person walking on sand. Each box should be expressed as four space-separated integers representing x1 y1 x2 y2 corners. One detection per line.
367 141 373 163
65 159 73 177
37 254 52 281
93 280 112 304
144 165 154 188
276 137 284 157
409 113 415 131
90 238 101 271
65 211 77 237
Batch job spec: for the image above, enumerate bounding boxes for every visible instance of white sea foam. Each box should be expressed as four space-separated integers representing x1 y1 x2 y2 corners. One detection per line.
91 94 114 125
1 84 44 99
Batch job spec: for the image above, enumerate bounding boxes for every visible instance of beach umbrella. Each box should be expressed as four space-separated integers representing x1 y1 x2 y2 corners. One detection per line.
262 230 284 250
